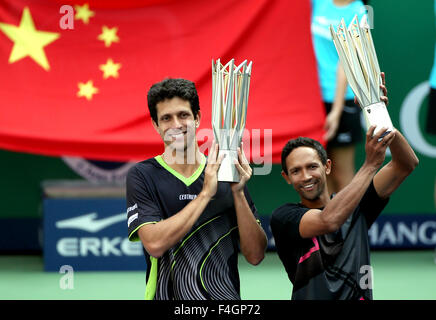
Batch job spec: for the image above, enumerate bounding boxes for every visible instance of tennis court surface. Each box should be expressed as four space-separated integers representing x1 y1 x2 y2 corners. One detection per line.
1 251 435 300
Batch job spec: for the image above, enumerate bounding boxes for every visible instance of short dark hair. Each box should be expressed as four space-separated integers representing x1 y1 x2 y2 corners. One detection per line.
147 78 200 123
281 137 327 174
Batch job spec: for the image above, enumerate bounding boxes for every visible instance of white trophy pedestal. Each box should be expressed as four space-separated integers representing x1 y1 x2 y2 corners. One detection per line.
363 102 394 137
217 149 240 183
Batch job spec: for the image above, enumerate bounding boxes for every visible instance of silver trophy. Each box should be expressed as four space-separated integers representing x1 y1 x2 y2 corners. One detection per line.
212 58 252 182
330 15 393 136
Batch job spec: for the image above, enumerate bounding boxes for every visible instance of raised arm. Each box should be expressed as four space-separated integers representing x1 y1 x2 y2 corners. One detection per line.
231 146 267 265
367 72 418 198
299 126 396 239
373 129 419 199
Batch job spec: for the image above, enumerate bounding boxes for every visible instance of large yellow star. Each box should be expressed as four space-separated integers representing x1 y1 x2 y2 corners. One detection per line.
99 58 121 79
74 3 95 25
97 26 119 47
0 7 60 71
77 80 98 101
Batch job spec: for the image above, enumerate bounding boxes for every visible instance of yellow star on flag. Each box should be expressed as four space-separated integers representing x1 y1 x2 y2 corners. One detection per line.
77 80 98 101
97 26 119 47
74 3 95 25
0 7 60 71
99 58 121 79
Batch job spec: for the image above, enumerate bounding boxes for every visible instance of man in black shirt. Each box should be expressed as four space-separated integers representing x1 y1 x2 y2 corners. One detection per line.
271 114 418 299
126 78 267 300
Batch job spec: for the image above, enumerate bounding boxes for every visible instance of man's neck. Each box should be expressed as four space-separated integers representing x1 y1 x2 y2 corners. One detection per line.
162 145 203 178
300 190 331 209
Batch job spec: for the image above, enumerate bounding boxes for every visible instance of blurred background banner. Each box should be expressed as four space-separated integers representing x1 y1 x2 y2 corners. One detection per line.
0 0 324 162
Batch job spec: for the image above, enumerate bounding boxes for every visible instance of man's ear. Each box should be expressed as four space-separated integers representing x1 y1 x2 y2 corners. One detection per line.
325 159 332 175
281 170 292 185
195 110 202 128
152 119 159 133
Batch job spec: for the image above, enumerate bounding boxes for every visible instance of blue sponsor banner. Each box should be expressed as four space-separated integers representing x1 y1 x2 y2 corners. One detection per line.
259 214 436 250
368 214 436 249
43 198 146 271
44 199 436 272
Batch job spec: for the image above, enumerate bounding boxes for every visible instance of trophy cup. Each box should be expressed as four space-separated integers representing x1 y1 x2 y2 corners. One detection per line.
211 58 252 182
330 15 394 136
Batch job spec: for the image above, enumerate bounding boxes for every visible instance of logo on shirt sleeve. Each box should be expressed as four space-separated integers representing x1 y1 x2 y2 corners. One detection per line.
127 203 138 227
127 213 138 227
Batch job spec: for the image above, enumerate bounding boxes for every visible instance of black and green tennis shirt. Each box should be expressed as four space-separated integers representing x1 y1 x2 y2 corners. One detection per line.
126 154 259 300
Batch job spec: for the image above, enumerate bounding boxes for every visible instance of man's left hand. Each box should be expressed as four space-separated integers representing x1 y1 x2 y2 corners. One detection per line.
230 143 252 193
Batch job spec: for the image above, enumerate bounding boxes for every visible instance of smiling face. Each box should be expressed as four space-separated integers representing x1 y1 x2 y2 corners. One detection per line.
281 146 331 207
152 96 200 153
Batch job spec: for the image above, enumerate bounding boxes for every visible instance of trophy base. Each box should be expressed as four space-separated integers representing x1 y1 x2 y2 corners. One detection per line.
363 102 394 137
217 149 240 183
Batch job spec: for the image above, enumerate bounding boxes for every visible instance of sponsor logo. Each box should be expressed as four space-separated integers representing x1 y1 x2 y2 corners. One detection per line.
127 203 137 214
55 212 142 257
400 81 436 158
127 213 138 227
56 237 141 257
56 212 125 233
179 194 197 201
369 220 436 247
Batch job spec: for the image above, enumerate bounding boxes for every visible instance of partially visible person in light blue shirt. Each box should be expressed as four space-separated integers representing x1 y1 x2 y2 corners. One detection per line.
311 0 367 194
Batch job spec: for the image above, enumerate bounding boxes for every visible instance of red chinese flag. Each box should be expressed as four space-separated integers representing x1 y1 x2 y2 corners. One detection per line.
0 0 325 162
